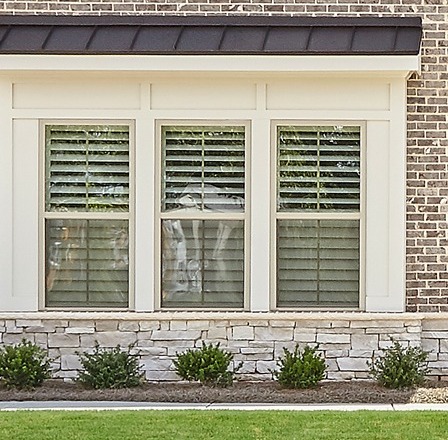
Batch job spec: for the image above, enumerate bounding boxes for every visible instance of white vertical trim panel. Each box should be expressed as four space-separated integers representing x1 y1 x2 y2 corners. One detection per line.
12 119 39 310
365 121 390 311
0 80 13 310
365 89 406 313
364 79 406 312
134 112 155 311
388 78 407 311
250 83 270 311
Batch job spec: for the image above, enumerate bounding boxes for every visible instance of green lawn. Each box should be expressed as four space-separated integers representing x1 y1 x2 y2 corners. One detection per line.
1 410 448 440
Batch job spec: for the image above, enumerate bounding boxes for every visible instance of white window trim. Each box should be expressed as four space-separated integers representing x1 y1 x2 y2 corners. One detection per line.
0 74 408 313
270 120 367 311
154 120 252 311
38 119 136 311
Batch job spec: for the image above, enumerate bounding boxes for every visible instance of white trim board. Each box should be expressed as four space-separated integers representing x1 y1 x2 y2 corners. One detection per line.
0 55 420 74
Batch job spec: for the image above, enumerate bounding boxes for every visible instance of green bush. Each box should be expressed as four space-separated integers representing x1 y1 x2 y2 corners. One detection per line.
77 343 143 389
274 344 326 389
0 339 51 389
368 339 429 389
174 342 241 387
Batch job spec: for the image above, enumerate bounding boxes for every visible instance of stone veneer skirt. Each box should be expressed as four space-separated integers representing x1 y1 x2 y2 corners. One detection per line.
0 312 446 381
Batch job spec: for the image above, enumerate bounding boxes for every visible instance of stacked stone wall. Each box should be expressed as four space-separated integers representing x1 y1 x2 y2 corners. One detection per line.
1 313 447 381
0 1 446 311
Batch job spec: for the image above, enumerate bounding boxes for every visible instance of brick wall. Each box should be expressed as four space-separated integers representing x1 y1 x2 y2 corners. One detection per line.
0 1 444 16
0 1 447 312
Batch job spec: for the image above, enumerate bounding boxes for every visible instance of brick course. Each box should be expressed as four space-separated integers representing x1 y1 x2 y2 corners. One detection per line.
0 1 446 312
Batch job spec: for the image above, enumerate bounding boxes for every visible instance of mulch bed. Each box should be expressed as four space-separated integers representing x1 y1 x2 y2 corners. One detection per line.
1 380 447 404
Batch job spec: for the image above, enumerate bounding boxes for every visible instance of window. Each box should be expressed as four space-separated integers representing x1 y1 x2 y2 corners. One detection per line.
43 123 132 308
274 124 363 308
158 123 248 309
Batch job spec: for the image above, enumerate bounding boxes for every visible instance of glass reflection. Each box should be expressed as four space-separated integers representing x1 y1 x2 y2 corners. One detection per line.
161 219 244 308
45 219 129 308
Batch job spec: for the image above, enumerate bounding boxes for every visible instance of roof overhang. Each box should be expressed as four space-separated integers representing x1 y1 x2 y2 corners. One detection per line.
0 16 422 75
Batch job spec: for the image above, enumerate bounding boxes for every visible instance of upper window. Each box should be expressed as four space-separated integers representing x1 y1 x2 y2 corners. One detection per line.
43 124 131 308
159 124 247 309
275 124 362 308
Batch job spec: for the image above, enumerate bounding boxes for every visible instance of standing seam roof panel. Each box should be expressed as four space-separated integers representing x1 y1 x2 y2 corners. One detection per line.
0 16 423 55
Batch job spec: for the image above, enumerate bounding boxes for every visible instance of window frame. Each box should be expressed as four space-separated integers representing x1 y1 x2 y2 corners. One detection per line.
270 120 367 311
38 119 135 311
154 119 251 311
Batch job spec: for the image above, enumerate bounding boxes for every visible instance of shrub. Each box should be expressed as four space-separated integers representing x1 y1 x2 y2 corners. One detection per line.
368 339 429 389
77 343 143 389
174 342 241 387
274 344 326 389
0 339 51 389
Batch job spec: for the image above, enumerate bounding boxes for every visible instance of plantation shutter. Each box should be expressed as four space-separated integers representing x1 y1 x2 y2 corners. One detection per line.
45 124 130 309
45 125 130 212
162 126 245 212
276 125 361 308
161 219 244 308
46 219 129 308
277 219 359 308
160 124 246 309
277 126 361 212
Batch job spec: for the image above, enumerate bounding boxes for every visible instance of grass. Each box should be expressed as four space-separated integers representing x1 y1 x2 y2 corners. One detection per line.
1 411 448 440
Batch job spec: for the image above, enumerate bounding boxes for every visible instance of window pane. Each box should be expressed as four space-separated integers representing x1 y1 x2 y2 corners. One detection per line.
161 219 244 308
161 126 245 213
45 219 129 308
277 219 359 308
277 126 361 212
45 125 130 212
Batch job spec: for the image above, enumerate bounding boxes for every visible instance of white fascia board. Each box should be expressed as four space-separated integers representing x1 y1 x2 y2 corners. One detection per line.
0 54 420 74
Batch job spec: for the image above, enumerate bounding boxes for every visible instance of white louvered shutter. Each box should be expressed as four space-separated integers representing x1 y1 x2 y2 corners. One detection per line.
162 126 245 213
45 125 130 212
277 126 361 212
277 219 360 307
45 125 130 308
45 219 129 307
160 125 246 309
276 126 361 308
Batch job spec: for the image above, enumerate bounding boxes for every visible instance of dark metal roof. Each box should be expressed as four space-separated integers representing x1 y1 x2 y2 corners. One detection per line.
0 15 422 55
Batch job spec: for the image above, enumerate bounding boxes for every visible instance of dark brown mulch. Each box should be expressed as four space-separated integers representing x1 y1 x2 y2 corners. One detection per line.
0 380 431 404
